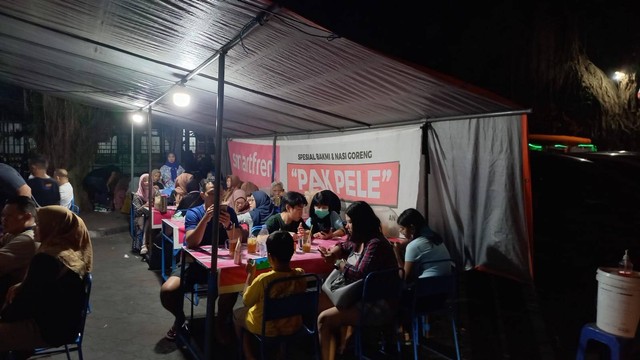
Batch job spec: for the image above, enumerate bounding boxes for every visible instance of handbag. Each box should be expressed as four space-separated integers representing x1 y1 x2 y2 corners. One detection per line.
321 269 363 309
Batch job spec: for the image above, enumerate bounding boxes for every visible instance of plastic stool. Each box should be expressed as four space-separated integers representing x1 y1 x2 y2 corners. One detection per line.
576 323 633 360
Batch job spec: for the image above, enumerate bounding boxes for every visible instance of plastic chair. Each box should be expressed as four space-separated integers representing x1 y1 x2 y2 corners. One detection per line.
69 198 80 215
32 273 93 360
405 269 461 360
241 273 322 360
576 323 634 360
354 267 405 360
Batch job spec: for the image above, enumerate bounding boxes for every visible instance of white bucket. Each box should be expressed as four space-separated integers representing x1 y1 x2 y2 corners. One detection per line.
595 267 640 338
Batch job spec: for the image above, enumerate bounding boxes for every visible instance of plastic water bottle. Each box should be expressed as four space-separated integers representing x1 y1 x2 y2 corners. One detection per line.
257 225 268 257
618 249 634 275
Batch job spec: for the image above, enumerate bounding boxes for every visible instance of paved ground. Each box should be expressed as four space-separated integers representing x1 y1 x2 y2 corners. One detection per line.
29 210 639 360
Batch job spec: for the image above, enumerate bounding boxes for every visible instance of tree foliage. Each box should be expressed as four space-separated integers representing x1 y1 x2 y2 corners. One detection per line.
28 92 116 207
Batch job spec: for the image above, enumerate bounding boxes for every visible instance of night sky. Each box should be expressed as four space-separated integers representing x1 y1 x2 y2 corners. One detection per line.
279 0 640 107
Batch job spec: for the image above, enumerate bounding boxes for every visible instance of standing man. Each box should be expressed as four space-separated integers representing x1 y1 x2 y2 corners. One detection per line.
26 155 60 207
0 196 39 301
54 168 75 209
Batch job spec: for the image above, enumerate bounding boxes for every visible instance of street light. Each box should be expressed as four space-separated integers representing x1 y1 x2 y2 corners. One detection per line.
613 71 626 82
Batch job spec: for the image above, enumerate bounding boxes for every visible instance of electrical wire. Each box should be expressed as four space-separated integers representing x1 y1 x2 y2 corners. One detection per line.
235 0 340 41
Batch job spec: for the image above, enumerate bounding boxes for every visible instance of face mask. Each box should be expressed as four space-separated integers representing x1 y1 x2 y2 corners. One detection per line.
315 208 330 219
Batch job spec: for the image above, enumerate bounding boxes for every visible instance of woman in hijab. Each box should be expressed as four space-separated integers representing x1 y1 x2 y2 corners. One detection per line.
170 173 193 206
151 169 164 190
221 175 242 205
132 173 154 254
229 189 250 215
177 177 204 211
0 206 93 354
160 152 185 188
237 190 277 235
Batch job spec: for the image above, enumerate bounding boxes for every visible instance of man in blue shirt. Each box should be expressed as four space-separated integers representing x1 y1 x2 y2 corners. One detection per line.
160 179 240 342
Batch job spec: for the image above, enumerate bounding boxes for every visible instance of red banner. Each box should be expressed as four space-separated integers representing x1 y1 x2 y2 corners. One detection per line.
228 140 279 188
286 162 400 206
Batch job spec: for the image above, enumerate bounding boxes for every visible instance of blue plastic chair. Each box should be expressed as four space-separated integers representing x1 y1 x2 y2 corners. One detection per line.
355 267 405 360
576 323 634 360
405 268 461 360
241 273 322 360
33 273 93 360
69 198 80 215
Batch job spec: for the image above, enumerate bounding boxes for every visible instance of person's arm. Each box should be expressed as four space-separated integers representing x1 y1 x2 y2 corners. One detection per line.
16 184 31 198
132 195 149 217
0 234 36 276
318 241 348 264
341 239 383 281
237 212 253 229
185 205 214 248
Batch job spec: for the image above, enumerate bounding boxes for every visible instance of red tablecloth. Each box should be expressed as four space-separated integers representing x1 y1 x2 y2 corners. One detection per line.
151 206 176 229
184 238 340 293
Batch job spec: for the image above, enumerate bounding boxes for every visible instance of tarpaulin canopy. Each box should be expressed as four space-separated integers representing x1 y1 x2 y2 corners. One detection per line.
0 0 519 137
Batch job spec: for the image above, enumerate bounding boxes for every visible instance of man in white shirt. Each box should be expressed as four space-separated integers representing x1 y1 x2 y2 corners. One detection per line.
54 168 74 209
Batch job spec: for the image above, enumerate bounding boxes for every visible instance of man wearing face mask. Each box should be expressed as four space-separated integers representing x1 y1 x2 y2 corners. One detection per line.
306 190 345 240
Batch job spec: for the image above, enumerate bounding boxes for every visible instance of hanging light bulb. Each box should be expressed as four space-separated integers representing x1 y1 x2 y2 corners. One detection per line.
173 85 191 107
131 112 145 123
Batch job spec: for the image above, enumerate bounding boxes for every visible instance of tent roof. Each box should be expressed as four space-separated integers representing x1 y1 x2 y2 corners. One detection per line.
0 0 521 137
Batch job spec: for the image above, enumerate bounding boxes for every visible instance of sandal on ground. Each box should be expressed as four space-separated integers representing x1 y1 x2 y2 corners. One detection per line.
165 326 177 341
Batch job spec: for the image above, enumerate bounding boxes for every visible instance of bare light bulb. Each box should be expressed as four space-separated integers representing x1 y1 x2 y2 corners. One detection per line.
173 91 191 107
131 112 145 123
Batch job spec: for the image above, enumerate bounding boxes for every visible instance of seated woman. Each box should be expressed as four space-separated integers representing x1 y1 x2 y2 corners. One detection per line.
237 191 277 235
394 208 451 280
177 177 203 211
0 205 92 355
240 181 259 197
317 201 397 360
221 175 242 205
306 190 345 239
160 152 185 188
264 191 309 238
170 172 193 206
132 174 156 255
151 169 164 190
229 189 250 215
270 181 284 209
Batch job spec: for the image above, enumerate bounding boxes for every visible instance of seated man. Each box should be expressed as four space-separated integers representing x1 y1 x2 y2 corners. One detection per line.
233 231 305 360
0 164 31 235
54 168 74 209
26 155 60 207
160 179 240 341
0 196 39 301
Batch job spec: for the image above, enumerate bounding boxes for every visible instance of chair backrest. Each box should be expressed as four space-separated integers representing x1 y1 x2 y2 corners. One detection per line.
261 273 321 335
410 272 457 316
69 198 80 214
362 267 405 303
75 273 93 342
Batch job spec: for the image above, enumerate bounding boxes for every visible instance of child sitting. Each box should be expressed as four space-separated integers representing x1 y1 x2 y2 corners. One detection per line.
233 231 305 360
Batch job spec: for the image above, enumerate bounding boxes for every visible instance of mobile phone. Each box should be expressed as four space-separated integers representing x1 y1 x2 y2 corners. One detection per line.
248 257 271 270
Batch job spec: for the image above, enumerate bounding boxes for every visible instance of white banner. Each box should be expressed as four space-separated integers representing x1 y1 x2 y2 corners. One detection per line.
277 125 422 212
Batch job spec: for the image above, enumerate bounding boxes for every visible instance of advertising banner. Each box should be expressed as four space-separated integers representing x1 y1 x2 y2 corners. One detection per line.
278 125 422 211
227 139 279 189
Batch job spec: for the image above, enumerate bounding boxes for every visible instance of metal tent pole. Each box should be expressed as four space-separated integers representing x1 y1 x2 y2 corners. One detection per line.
204 50 226 360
